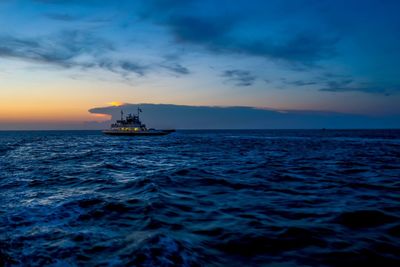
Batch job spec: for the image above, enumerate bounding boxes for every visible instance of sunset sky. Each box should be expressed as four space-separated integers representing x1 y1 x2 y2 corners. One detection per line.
1 0 399 129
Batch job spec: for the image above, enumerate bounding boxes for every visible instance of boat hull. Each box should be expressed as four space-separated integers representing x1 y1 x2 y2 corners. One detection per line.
102 130 173 136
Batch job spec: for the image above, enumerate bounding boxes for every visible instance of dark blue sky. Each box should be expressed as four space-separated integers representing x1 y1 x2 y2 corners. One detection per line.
0 0 399 128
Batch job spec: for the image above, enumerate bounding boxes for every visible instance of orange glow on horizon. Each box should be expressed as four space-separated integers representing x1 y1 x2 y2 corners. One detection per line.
0 112 110 123
0 101 111 123
108 101 124 107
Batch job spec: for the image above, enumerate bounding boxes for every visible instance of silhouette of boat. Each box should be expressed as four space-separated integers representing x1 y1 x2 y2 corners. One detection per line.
102 108 175 136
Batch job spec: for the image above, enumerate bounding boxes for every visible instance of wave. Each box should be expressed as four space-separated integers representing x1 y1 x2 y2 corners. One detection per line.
0 130 399 266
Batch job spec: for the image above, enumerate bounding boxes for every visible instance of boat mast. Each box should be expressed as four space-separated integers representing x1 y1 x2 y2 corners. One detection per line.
121 110 124 121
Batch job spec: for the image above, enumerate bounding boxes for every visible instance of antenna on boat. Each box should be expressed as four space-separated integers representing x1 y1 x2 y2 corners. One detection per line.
120 110 124 121
137 107 142 119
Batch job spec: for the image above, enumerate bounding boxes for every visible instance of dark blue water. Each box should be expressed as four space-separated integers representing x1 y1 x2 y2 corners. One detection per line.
1 130 399 266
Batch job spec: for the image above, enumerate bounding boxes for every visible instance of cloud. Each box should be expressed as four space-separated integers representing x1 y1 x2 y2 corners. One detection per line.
0 31 159 79
0 0 346 89
140 2 339 65
88 103 400 129
319 84 390 95
222 70 256 86
161 63 190 75
278 76 396 95
98 59 191 77
0 30 190 78
281 78 318 87
168 15 235 44
97 59 148 77
4 0 398 96
158 52 191 75
0 30 113 68
119 61 148 76
44 13 81 21
318 79 395 95
272 74 398 95
236 33 338 65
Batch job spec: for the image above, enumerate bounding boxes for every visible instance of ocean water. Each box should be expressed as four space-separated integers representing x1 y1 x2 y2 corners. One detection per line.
0 130 399 267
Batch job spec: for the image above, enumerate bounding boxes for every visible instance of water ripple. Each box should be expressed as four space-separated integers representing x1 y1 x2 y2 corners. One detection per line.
0 130 399 266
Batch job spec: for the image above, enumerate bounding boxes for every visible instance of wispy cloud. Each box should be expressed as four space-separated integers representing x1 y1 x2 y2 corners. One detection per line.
119 61 148 76
319 83 390 95
315 78 397 95
97 59 149 77
160 63 190 75
279 76 395 95
0 30 112 68
281 78 318 87
0 29 191 79
222 70 256 87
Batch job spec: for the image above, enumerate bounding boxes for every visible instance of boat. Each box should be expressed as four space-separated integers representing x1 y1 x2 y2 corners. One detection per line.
102 108 175 136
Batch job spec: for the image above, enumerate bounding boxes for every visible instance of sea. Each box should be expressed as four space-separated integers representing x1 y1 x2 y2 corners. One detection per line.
0 130 399 267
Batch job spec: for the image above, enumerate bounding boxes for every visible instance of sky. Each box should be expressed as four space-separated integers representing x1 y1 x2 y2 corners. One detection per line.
0 0 399 129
